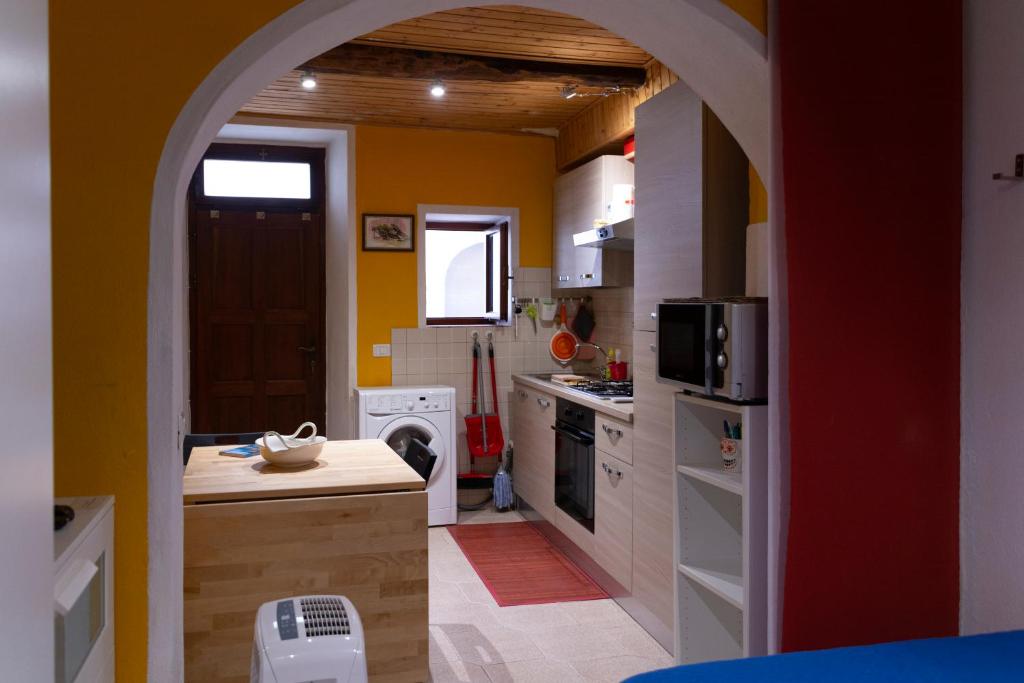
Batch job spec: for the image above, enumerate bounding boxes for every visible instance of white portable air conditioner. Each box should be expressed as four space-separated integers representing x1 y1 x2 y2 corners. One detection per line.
252 595 368 683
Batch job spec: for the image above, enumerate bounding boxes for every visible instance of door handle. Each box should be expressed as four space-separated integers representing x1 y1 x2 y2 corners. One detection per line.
298 345 317 373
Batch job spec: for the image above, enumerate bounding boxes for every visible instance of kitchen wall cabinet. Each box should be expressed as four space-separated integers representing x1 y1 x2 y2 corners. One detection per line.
511 382 556 519
633 80 749 331
553 155 634 289
594 451 633 591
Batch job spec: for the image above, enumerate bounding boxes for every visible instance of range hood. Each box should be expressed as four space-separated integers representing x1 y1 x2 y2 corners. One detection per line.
572 218 634 250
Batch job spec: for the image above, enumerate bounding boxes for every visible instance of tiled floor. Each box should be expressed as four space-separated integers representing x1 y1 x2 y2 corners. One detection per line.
429 509 673 682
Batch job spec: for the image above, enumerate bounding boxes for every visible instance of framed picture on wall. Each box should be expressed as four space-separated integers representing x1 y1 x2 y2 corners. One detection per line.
362 213 415 252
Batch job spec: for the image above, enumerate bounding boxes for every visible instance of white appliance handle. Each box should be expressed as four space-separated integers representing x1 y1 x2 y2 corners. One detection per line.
54 557 98 616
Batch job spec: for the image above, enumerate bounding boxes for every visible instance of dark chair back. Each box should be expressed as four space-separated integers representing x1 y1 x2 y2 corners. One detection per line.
183 431 264 467
404 438 438 482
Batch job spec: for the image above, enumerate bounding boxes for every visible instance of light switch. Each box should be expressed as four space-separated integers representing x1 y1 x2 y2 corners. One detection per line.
372 343 391 358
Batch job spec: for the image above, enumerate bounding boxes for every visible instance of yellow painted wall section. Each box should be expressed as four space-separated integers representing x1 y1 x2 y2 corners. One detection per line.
355 126 555 386
50 1 301 679
48 1 760 677
719 0 769 219
723 0 768 33
750 165 769 223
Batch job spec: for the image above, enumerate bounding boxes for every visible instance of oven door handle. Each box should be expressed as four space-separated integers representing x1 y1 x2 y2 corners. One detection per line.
551 424 595 446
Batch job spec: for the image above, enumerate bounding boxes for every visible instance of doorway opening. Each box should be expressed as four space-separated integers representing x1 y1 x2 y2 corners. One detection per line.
148 2 773 678
188 143 327 436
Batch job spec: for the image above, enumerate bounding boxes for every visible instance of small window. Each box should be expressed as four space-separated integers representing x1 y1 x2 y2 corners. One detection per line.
191 143 324 208
425 221 509 325
202 159 311 199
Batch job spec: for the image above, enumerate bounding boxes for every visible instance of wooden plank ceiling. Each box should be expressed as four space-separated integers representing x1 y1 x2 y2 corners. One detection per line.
240 5 655 135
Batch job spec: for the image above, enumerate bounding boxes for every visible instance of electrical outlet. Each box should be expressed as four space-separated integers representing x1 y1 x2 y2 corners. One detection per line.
372 343 391 358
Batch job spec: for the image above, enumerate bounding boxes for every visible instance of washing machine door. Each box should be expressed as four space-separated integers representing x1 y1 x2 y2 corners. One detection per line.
379 416 446 486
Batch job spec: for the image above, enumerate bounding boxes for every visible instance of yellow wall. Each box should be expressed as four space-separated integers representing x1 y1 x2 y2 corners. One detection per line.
48 1 765 679
721 0 769 219
724 0 768 34
50 2 300 680
355 126 555 386
750 166 769 223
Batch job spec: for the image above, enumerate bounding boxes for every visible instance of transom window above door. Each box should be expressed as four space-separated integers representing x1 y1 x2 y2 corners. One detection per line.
202 159 311 199
191 143 324 209
424 219 509 326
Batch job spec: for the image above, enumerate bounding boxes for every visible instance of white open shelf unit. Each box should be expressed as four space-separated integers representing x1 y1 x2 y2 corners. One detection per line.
674 392 767 665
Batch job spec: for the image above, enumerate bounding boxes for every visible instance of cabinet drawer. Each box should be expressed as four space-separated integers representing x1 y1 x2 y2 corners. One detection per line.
595 414 633 464
512 384 555 426
595 452 633 591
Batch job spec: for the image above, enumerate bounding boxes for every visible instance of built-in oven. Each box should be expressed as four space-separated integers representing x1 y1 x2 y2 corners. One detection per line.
552 398 595 533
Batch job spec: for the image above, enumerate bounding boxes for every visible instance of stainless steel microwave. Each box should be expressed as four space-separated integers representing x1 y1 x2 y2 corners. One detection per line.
656 298 768 401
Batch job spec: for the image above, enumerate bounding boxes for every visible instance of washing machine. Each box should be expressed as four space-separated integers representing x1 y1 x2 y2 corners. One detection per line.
356 386 456 526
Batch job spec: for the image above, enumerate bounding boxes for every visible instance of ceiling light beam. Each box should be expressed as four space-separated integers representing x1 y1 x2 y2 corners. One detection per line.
300 43 646 89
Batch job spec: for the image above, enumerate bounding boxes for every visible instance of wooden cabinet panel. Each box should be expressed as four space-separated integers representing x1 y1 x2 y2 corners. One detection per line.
631 330 679 635
595 413 633 465
553 174 583 287
595 451 633 590
553 155 635 289
634 82 704 331
184 491 428 683
633 81 748 331
701 110 750 298
512 383 556 518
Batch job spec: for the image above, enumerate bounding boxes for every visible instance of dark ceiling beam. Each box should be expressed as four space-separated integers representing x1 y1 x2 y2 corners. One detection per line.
300 43 647 88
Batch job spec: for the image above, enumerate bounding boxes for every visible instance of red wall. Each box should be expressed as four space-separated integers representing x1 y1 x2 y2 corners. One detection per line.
778 1 962 650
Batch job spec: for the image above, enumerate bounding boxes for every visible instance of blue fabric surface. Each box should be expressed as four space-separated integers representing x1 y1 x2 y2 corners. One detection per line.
625 631 1024 682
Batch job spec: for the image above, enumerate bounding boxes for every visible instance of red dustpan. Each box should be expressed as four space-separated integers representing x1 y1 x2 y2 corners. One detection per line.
465 334 504 461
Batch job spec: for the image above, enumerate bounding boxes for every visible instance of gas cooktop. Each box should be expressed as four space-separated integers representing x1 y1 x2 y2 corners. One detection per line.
531 374 634 401
559 378 633 401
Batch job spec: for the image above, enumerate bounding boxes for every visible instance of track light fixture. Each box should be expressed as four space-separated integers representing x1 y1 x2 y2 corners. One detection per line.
561 84 627 100
300 71 317 89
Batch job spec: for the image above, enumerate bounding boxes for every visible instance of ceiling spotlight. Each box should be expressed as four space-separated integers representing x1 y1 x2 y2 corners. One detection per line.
429 81 446 98
300 71 317 90
561 85 579 100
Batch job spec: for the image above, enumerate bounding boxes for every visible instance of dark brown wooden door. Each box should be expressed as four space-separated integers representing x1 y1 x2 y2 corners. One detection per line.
189 207 326 434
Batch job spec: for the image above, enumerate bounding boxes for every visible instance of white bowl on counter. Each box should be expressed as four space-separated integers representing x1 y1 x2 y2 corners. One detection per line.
260 422 327 467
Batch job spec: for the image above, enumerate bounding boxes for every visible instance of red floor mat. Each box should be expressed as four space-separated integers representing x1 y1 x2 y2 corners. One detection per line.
447 522 608 607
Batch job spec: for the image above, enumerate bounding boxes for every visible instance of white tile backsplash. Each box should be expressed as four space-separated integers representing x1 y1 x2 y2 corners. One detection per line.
387 266 636 472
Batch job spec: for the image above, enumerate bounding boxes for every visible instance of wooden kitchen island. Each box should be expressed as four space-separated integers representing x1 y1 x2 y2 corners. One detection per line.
183 439 428 683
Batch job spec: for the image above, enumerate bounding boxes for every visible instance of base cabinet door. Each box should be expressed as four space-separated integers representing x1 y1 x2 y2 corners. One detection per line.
594 451 633 590
512 383 555 518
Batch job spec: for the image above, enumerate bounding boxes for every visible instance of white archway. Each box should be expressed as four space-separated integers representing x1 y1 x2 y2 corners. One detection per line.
147 0 773 676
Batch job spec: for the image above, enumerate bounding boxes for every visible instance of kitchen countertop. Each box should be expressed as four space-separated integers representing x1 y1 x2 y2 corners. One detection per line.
513 373 634 422
183 438 425 504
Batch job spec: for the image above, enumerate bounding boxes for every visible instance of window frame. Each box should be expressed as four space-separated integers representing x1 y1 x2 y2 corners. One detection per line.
423 220 510 327
190 142 325 210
